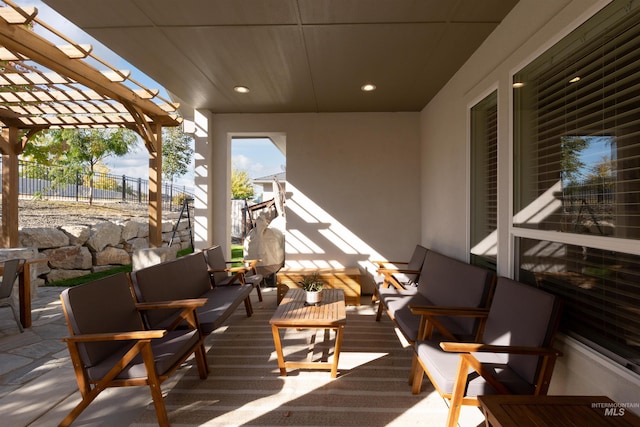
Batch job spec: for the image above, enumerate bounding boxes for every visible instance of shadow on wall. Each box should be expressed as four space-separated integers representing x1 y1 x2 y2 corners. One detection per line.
284 182 382 283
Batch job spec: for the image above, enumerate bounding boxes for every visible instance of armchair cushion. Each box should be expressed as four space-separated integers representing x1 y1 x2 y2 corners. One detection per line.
86 329 200 381
481 278 559 384
416 339 535 396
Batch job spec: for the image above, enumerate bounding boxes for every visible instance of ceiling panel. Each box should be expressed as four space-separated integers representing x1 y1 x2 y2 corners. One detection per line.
43 0 520 113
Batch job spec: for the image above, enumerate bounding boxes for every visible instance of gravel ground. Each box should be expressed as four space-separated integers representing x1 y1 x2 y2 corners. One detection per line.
14 199 151 229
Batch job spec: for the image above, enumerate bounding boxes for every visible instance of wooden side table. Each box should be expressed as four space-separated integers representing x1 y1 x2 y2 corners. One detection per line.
0 258 48 328
478 395 640 427
276 267 361 305
270 288 347 378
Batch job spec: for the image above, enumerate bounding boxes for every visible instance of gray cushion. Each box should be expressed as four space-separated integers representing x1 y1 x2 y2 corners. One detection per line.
86 329 200 381
131 252 212 329
196 286 253 334
204 246 235 285
61 273 145 367
417 251 494 336
482 277 559 384
416 339 534 396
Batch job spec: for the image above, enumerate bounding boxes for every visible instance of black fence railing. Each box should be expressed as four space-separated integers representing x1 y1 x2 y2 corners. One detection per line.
1 158 194 212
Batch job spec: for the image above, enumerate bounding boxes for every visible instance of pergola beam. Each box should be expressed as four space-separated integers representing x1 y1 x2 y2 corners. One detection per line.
0 2 179 248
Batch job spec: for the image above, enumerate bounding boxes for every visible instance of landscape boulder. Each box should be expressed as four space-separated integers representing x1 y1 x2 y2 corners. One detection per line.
94 247 131 266
60 224 91 246
19 228 69 249
43 246 92 270
86 222 122 252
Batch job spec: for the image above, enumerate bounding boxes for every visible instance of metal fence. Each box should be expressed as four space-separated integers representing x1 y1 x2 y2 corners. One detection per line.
1 158 195 212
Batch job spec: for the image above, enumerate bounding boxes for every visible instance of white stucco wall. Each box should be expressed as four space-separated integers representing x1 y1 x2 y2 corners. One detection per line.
420 0 640 412
194 112 421 293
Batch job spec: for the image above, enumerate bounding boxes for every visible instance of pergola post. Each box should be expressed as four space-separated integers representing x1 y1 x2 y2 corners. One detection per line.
1 127 21 248
148 124 163 248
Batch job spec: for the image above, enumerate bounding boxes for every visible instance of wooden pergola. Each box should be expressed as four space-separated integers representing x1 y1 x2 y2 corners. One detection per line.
0 0 181 248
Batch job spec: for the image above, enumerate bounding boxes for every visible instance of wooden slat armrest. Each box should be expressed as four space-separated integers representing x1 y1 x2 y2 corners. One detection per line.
244 259 261 269
135 298 207 311
440 341 563 356
377 267 421 275
409 306 489 317
62 329 167 343
373 260 410 266
227 265 248 273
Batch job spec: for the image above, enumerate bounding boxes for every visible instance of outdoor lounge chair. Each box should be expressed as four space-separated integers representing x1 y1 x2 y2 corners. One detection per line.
376 250 495 345
59 272 208 427
373 244 428 290
410 276 562 427
204 245 264 302
0 258 25 333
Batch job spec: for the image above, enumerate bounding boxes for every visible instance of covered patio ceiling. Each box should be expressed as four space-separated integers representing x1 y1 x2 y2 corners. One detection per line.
42 0 520 115
0 0 181 248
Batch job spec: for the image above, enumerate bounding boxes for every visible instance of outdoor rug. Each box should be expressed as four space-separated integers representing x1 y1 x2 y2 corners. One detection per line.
130 288 484 426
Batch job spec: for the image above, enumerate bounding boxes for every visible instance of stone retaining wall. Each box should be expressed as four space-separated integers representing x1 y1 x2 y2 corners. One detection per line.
10 218 192 285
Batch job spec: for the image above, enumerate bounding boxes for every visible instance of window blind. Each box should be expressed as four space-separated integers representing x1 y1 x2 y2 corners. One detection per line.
470 91 498 270
513 0 640 370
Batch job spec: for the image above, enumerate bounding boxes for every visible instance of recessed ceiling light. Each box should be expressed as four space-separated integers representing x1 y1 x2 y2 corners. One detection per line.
569 76 581 83
234 86 250 93
513 82 525 88
361 83 376 92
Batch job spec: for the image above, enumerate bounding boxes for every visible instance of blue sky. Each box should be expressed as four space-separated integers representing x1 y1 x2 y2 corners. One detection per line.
232 138 286 179
14 1 285 185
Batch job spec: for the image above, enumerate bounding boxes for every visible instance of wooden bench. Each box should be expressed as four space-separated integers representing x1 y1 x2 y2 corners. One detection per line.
277 267 361 305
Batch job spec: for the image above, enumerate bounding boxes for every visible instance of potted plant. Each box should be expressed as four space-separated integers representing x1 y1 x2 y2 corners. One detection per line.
298 272 324 305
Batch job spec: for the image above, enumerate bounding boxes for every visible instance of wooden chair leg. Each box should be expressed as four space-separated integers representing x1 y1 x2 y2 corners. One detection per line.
142 344 170 427
256 283 263 302
411 354 426 394
408 352 418 385
375 299 385 321
446 355 471 427
244 296 253 316
195 342 209 378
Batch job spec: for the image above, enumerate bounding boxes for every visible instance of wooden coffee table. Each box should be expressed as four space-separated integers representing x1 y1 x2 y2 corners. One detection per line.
478 395 640 426
270 288 347 378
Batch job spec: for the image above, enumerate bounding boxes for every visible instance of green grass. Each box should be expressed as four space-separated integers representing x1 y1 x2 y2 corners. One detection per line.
46 246 195 287
47 264 132 287
231 244 243 263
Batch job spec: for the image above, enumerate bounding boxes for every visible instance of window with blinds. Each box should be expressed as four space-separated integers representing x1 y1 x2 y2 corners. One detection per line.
470 91 497 271
513 0 640 371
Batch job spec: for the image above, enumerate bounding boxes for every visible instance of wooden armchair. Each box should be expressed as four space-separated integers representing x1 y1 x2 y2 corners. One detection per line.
373 244 428 290
410 277 562 427
59 272 209 427
204 245 263 302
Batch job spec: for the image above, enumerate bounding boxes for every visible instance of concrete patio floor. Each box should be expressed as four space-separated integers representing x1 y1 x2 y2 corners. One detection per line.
0 285 485 426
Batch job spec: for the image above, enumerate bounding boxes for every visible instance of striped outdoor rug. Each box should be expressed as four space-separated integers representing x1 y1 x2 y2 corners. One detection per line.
131 288 484 426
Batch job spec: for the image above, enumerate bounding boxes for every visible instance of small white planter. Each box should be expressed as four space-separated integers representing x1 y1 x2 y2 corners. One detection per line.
305 290 323 305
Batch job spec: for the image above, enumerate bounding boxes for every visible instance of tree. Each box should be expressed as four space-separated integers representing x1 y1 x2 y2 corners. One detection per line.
162 125 194 183
231 169 254 200
27 128 136 204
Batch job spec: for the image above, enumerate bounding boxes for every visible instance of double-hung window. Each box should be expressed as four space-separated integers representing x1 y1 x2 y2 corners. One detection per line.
513 0 640 372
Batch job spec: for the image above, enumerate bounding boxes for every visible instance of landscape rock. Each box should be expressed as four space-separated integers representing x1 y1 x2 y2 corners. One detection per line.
121 220 140 241
59 225 91 246
19 228 69 249
94 247 131 266
47 269 89 282
124 237 149 253
87 222 122 252
43 246 92 270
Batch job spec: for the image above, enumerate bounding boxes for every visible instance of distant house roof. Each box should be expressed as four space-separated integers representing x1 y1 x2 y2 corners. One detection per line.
252 172 286 183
